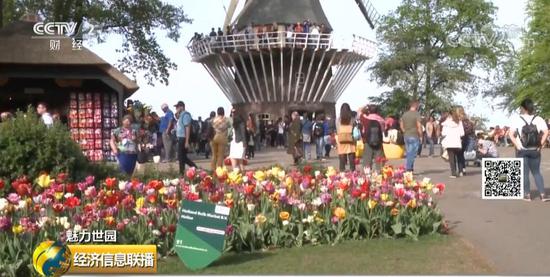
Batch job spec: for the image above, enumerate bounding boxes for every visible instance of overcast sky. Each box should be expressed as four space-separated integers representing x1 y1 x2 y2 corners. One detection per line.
89 0 528 126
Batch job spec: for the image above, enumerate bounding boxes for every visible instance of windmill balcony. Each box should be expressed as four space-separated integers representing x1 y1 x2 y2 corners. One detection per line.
187 31 376 61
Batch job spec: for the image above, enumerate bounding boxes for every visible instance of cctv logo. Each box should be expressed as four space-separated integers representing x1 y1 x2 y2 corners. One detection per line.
33 22 78 36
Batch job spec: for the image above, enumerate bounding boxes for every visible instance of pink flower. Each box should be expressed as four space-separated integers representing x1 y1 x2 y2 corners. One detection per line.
85 176 95 186
7 193 20 204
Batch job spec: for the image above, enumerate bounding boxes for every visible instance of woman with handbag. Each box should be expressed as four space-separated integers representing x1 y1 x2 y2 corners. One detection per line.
336 103 356 172
110 115 139 176
229 108 247 172
441 107 464 178
287 111 303 165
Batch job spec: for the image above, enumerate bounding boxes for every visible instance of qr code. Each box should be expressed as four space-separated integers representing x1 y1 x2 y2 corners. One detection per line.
482 158 523 199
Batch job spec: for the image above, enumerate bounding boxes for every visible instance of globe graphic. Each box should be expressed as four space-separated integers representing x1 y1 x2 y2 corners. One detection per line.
32 241 72 277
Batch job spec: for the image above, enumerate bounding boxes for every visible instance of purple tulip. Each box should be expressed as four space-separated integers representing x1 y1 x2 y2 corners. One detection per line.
320 192 332 204
0 216 12 231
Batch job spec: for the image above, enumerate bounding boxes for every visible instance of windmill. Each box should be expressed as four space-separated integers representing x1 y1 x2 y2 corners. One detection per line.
188 0 381 120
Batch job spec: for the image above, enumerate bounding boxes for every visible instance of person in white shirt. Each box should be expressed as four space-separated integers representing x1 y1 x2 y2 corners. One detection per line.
36 102 53 127
509 99 549 201
441 107 464 178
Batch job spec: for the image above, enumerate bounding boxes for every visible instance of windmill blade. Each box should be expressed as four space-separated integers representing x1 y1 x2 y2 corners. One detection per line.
224 0 241 31
354 0 381 29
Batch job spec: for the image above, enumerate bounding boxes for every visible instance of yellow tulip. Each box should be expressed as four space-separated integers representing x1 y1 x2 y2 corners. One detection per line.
279 211 290 221
368 199 377 210
255 214 267 224
333 207 346 220
54 192 63 200
285 176 294 188
158 187 167 195
136 197 145 209
407 199 417 209
426 183 433 191
228 170 242 185
277 170 286 180
380 193 389 202
12 224 24 235
216 167 228 178
326 167 337 177
36 174 52 188
253 170 266 182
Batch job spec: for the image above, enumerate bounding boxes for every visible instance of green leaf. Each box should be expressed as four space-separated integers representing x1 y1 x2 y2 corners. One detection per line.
391 222 403 235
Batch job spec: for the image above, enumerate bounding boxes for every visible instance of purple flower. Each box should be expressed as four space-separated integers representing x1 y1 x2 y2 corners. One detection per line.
320 192 332 204
7 193 20 204
0 216 12 231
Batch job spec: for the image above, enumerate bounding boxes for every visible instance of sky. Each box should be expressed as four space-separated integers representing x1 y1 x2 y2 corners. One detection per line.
88 0 528 126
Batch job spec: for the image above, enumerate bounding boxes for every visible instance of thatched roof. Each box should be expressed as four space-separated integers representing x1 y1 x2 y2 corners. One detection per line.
0 20 139 95
234 0 332 30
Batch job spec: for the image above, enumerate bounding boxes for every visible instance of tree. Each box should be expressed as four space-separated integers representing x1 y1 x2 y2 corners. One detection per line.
1 0 192 86
514 0 550 117
370 0 512 116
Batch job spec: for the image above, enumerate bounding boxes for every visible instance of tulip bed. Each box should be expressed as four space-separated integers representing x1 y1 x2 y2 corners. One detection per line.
0 164 446 276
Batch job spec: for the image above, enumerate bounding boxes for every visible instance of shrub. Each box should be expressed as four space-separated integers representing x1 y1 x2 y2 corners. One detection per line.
0 108 90 181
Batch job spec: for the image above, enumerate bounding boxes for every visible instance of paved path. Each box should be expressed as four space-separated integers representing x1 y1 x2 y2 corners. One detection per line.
153 145 550 274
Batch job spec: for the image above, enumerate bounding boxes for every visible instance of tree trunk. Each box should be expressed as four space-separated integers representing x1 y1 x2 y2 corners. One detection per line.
0 0 4 28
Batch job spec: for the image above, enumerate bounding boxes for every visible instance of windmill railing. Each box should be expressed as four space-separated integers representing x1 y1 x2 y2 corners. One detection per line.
187 31 376 60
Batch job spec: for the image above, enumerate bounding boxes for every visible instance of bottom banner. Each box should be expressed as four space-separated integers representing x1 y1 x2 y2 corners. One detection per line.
67 244 157 274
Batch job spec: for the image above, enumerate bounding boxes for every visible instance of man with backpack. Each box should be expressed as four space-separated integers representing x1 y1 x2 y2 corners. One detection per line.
312 114 325 160
509 99 549 202
360 105 386 171
202 111 216 159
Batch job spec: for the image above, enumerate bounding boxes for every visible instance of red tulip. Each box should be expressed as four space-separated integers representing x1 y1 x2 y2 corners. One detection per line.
56 173 68 183
148 180 163 191
52 203 64 213
244 184 255 195
186 167 196 180
187 193 199 201
168 224 177 233
395 188 405 198
303 165 313 174
146 194 157 204
103 194 119 207
351 188 362 198
0 179 4 190
105 178 117 190
436 183 445 194
65 196 80 209
209 193 222 203
13 181 31 197
224 158 231 166
65 183 76 194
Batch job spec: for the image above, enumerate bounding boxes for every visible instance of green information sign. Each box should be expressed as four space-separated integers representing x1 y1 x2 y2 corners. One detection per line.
174 200 230 270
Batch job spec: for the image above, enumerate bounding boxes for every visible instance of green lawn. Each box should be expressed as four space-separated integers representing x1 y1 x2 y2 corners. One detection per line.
158 234 494 275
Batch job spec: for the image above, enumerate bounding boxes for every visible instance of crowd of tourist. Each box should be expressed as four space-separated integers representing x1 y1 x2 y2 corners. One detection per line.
190 20 333 49
2 97 549 201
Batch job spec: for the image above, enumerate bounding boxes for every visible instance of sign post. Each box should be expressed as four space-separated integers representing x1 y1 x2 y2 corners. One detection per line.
174 200 230 270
